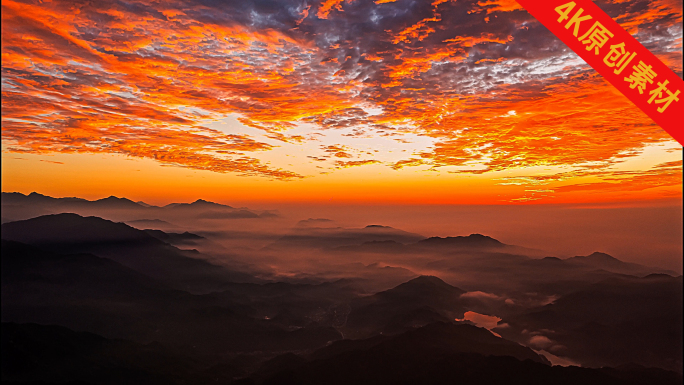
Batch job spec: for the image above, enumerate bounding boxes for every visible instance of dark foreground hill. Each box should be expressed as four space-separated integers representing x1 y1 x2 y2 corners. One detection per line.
342 275 467 338
1 240 343 355
1 323 202 385
5 322 680 385
500 273 684 372
248 322 681 385
1 213 257 292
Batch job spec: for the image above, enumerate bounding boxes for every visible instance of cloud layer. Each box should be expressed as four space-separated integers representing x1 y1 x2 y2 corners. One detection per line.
1 0 682 197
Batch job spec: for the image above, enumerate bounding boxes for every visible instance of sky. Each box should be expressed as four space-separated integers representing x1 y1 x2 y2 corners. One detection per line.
1 0 682 205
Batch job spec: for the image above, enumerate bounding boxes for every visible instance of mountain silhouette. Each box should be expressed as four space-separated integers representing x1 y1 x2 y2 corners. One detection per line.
502 274 683 372
565 252 678 276
88 196 145 209
2 192 143 210
2 213 157 245
1 213 258 292
1 239 167 296
256 322 681 385
1 193 263 224
2 191 87 205
1 322 205 385
417 233 505 249
1 195 681 382
341 322 547 363
143 229 204 244
1 239 344 355
1 239 194 341
165 199 233 210
342 276 467 338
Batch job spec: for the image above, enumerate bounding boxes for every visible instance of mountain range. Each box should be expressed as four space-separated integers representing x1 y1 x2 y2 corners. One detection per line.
1 198 681 384
0 192 270 223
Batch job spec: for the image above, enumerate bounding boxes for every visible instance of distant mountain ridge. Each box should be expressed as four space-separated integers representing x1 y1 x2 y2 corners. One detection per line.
163 198 233 209
332 237 676 279
0 192 269 222
418 234 505 248
564 252 678 276
4 192 674 281
568 252 625 265
2 191 88 205
1 192 236 210
332 233 518 255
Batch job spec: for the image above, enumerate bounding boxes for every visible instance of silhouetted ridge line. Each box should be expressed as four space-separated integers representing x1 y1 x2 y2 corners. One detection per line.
1 213 158 245
417 234 505 248
1 192 240 210
399 275 455 289
168 199 233 209
570 252 621 262
143 229 205 242
0 213 260 292
94 196 142 206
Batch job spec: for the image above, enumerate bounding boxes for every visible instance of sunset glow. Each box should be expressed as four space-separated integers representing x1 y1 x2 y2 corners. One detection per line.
1 0 682 204
2 1 683 379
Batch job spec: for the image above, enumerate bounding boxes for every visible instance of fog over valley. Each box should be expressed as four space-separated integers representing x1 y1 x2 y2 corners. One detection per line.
1 192 682 384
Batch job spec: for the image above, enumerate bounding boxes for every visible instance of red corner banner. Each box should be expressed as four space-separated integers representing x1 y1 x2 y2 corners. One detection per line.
515 0 684 146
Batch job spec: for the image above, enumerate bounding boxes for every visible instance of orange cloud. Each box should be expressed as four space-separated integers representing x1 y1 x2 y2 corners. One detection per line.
391 16 441 44
317 0 347 19
474 0 523 14
335 159 381 168
1 0 681 202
